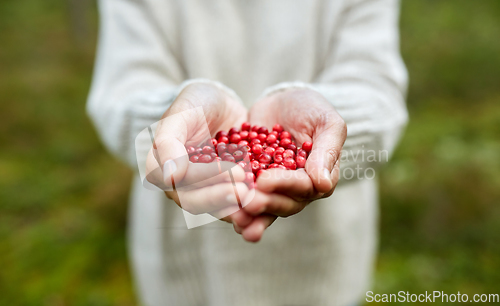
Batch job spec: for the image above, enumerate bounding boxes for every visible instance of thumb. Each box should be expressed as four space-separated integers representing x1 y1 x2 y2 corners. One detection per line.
305 118 346 193
151 106 209 187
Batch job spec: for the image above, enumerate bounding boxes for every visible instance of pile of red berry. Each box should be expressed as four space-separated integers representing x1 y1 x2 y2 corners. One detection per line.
185 122 313 184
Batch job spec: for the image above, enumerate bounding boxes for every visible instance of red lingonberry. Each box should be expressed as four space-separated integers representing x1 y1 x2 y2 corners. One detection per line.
279 138 292 147
202 146 213 154
258 126 269 135
283 158 297 170
259 153 272 164
250 138 261 146
191 125 308 175
218 136 229 144
233 150 244 161
252 144 263 155
227 143 239 154
220 152 232 159
250 160 260 173
186 146 196 155
248 131 258 140
302 141 313 152
273 124 284 133
266 134 277 144
287 143 297 152
238 140 249 147
241 122 251 131
256 169 265 178
268 163 280 169
222 155 235 163
215 131 228 139
273 153 283 163
297 149 307 157
283 149 295 159
240 130 249 140
217 143 227 154
264 147 275 155
280 131 291 139
199 154 213 163
230 133 241 143
257 133 267 142
241 145 251 154
228 127 239 135
189 155 199 163
296 156 306 168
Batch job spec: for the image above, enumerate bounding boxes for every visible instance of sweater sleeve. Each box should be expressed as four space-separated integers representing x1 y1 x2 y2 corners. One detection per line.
86 0 240 169
261 0 408 179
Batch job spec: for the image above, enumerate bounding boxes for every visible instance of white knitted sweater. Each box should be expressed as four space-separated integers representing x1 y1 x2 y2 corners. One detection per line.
87 0 408 305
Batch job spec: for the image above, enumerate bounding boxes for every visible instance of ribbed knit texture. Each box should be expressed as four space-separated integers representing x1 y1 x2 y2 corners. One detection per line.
87 0 407 305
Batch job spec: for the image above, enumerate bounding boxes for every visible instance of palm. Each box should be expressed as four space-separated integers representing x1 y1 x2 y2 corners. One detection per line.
249 88 346 194
249 90 329 148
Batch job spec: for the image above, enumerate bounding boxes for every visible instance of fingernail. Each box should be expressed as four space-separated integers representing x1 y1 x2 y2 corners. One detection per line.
163 159 177 182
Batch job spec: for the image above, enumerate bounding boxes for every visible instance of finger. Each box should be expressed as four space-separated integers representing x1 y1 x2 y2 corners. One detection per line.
305 112 346 193
154 107 211 187
208 199 255 225
230 209 255 228
322 159 340 199
233 223 243 235
146 149 173 190
216 209 254 227
214 206 240 223
242 214 277 243
256 168 318 200
176 182 249 215
243 190 305 217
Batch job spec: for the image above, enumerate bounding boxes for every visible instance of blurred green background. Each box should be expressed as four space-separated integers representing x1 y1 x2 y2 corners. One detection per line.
0 0 499 305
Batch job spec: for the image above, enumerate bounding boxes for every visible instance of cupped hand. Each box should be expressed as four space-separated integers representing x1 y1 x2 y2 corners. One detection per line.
144 83 255 231
246 88 347 220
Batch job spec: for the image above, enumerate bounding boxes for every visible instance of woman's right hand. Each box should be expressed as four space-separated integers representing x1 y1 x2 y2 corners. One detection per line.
144 83 255 228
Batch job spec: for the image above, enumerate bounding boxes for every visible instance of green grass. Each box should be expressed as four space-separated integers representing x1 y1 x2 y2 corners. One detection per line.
0 0 499 305
373 0 500 303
